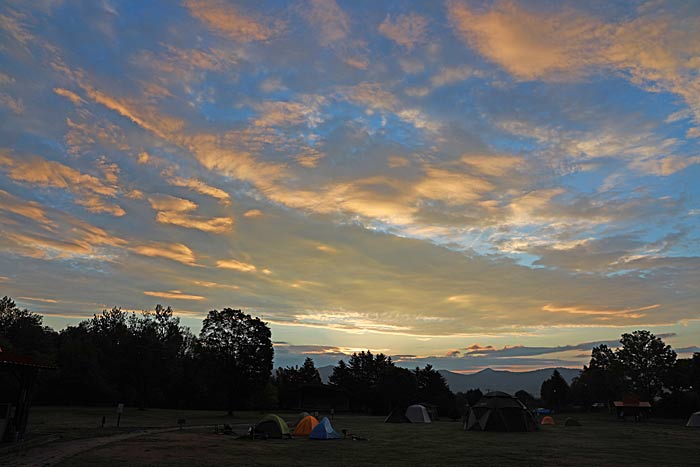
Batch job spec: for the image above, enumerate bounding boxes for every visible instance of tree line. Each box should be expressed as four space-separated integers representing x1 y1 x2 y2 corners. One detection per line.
1 296 699 416
0 297 273 412
536 330 700 416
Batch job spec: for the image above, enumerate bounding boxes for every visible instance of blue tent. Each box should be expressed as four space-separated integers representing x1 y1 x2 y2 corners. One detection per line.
309 417 342 440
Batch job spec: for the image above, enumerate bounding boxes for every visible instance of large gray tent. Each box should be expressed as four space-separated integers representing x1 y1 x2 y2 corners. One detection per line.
465 391 537 432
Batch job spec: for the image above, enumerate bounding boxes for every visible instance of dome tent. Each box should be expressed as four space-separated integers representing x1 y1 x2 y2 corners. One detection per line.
540 416 555 425
254 414 290 439
309 417 342 439
293 415 319 436
465 391 537 432
385 407 410 423
405 404 431 423
687 412 700 427
293 411 311 426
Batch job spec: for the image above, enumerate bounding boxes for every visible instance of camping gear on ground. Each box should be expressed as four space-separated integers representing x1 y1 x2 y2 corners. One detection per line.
309 417 342 439
564 418 582 427
254 414 290 439
687 412 700 427
293 411 311 426
405 404 431 423
293 415 319 436
465 391 538 432
540 416 555 425
385 407 410 423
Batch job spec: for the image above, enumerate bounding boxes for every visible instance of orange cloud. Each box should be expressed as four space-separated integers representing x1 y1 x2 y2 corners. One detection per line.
447 1 700 133
155 211 234 233
0 152 124 216
216 259 257 272
131 242 198 265
147 193 233 233
243 209 263 218
378 13 428 50
0 189 53 225
185 0 280 42
461 154 524 176
17 296 58 303
543 303 660 320
316 244 337 253
53 87 83 105
148 194 198 212
303 0 349 46
167 176 230 204
143 290 205 300
415 167 494 205
1 215 126 260
448 1 606 81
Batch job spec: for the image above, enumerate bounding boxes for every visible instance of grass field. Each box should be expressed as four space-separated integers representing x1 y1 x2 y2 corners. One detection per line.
10 407 700 466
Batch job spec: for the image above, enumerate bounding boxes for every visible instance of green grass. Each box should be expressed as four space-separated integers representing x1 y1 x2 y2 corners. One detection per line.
20 408 700 466
26 406 261 441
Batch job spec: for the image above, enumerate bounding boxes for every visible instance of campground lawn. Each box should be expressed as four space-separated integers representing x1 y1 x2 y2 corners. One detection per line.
8 407 700 466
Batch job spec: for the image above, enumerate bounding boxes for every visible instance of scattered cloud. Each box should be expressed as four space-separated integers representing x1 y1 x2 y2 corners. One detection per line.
143 290 205 300
0 151 124 216
378 13 428 50
167 176 230 204
131 242 198 266
216 259 257 272
184 0 281 42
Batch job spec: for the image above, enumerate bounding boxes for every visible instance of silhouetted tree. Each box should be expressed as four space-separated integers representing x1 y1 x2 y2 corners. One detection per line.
198 308 273 414
617 330 676 400
274 357 322 407
0 296 55 357
299 357 322 384
414 364 454 415
50 305 195 407
329 351 397 412
589 344 617 371
377 365 417 412
570 344 625 406
541 369 570 409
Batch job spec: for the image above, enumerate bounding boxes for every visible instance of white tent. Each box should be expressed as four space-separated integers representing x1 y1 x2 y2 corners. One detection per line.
687 411 700 427
405 404 431 423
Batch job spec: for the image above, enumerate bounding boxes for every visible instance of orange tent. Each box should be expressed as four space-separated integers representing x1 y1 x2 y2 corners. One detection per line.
540 416 555 425
293 415 319 436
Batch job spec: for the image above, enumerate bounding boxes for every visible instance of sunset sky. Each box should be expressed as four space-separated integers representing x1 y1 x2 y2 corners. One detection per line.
1 0 699 372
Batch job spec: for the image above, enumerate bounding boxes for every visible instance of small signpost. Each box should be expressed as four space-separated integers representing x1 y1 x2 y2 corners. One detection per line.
116 403 124 427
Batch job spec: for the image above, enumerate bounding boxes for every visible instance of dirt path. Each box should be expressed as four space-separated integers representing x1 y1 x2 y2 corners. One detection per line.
2 426 217 467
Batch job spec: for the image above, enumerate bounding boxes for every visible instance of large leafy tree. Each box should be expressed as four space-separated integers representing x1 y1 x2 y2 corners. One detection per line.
198 308 273 414
0 296 55 356
571 344 625 405
616 330 676 400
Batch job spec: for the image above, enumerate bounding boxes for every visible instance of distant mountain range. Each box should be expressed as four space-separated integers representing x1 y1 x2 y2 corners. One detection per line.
317 365 580 397
437 367 580 396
